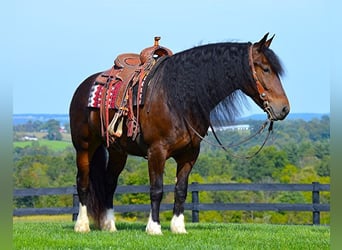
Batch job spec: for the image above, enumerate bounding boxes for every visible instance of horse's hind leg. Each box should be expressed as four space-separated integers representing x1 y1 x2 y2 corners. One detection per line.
73 137 102 232
100 149 127 232
74 149 93 233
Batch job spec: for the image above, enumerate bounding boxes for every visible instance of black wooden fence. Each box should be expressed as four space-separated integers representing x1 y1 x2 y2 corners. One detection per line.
13 182 330 225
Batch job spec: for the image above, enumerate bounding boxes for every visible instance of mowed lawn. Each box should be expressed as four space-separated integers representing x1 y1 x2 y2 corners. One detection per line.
13 218 329 250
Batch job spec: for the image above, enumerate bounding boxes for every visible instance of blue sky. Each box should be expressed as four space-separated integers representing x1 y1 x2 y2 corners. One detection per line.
8 0 333 115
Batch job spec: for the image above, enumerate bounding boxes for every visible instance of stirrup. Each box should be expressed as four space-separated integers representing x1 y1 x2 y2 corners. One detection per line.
108 112 123 137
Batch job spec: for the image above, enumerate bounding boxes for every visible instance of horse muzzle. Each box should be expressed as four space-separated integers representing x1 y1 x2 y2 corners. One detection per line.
264 101 290 121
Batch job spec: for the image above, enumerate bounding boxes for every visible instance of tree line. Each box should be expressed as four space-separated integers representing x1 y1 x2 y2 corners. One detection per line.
13 119 69 141
13 115 330 224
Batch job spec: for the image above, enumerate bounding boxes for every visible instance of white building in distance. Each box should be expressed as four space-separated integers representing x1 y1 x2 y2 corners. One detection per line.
210 124 250 131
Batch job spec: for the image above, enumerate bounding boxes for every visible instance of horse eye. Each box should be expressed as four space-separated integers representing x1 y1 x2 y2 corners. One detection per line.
255 62 270 73
263 67 270 73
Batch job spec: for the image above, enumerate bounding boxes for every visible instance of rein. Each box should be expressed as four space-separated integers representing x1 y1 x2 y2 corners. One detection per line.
187 119 273 159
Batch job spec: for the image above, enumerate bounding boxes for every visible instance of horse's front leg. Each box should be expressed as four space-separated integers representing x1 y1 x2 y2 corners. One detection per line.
171 150 199 234
146 146 167 235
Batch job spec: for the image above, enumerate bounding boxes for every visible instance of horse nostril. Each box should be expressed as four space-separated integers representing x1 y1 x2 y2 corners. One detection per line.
282 105 290 115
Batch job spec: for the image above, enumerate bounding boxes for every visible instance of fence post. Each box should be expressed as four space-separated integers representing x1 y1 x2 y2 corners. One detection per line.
72 186 79 221
312 182 320 225
191 182 199 223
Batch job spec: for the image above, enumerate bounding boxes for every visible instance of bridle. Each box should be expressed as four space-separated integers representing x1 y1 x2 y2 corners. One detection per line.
248 45 275 121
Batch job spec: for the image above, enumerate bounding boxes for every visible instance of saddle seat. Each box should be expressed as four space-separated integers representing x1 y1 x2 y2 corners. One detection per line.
114 36 172 83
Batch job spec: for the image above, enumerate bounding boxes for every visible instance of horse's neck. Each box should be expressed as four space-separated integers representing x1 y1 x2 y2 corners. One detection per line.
161 43 249 131
182 44 248 108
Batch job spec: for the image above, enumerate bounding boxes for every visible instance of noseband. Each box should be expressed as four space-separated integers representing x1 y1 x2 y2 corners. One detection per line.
248 45 274 120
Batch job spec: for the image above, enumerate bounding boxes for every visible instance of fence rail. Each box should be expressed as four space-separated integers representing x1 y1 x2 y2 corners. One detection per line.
13 182 330 225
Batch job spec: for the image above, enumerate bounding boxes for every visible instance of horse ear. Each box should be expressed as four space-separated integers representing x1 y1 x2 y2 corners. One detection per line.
254 33 269 51
265 34 275 48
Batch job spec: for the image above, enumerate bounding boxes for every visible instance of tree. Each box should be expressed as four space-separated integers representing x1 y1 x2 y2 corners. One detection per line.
232 146 289 182
316 156 330 177
13 120 43 132
44 119 62 140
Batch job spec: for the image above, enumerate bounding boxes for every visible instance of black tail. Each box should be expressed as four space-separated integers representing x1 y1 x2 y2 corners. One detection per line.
87 145 108 228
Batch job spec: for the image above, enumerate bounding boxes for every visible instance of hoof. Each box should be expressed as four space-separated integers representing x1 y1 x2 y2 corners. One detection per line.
101 220 117 232
74 204 90 233
74 220 90 233
146 213 163 235
101 209 117 232
170 214 187 234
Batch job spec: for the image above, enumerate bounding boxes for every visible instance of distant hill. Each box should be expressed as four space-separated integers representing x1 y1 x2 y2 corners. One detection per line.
241 113 329 122
13 114 70 125
13 113 329 125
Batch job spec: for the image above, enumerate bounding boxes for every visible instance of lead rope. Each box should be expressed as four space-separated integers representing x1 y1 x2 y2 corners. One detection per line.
187 119 273 159
239 120 273 159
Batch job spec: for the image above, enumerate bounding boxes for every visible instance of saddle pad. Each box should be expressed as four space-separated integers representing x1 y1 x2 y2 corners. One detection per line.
88 76 150 110
88 80 125 109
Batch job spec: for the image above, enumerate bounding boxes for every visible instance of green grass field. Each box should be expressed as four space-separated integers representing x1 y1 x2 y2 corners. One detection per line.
13 219 329 250
13 139 72 151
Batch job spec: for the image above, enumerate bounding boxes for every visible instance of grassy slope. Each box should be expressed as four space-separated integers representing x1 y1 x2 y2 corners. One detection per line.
13 221 329 250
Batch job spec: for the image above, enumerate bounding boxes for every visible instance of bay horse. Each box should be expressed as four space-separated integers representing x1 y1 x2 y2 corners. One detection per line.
69 33 289 234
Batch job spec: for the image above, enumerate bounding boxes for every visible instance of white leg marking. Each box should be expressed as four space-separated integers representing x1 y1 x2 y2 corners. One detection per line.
146 212 162 235
170 214 187 234
100 208 117 232
74 203 90 233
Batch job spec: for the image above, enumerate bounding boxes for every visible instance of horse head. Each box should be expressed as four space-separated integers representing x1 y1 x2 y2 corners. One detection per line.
244 33 290 121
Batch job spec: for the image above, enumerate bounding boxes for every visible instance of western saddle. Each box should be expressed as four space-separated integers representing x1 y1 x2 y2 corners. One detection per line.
93 37 173 146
